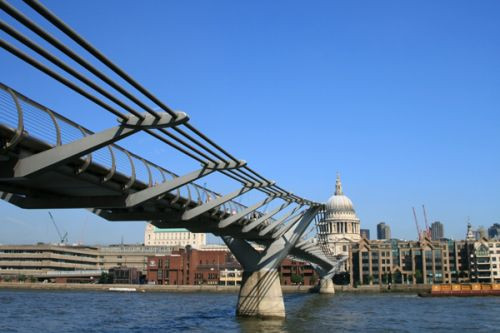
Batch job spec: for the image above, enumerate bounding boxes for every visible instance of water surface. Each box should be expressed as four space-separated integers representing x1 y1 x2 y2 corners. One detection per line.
0 290 498 332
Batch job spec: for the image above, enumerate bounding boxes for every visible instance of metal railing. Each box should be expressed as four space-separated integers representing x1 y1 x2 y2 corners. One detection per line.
0 0 318 208
0 82 248 217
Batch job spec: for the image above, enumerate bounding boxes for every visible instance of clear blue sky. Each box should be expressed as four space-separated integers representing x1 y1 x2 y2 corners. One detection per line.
1 0 499 244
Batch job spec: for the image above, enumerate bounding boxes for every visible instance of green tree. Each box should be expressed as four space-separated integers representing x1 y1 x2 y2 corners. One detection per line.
414 270 423 283
98 272 113 284
291 274 304 285
17 274 27 282
29 276 37 283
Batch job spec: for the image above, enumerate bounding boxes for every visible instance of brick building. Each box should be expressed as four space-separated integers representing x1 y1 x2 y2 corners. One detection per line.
279 258 318 285
146 246 240 285
147 246 319 286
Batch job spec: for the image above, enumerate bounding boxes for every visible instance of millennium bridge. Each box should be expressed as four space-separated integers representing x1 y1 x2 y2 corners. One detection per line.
0 0 344 318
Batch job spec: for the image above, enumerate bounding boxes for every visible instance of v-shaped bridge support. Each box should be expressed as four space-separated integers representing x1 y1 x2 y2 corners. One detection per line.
222 206 320 318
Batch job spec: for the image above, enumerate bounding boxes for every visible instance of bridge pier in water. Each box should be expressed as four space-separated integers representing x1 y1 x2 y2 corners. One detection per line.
311 262 341 294
319 277 335 294
223 206 320 318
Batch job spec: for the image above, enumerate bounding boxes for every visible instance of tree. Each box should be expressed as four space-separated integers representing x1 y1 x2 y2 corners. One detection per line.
414 270 423 283
310 274 318 285
333 272 350 285
29 276 37 283
17 274 27 283
290 274 304 285
98 272 113 284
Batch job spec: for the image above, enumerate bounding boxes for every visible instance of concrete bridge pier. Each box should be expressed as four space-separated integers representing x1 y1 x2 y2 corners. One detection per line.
311 262 344 294
223 206 320 319
319 276 335 294
236 267 285 318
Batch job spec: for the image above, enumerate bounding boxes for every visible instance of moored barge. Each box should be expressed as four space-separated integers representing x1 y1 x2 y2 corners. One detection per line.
419 283 500 297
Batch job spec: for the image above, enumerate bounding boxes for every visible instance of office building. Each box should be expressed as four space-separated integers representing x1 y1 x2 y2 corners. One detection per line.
350 237 452 286
488 223 500 240
430 221 444 240
0 244 101 282
377 222 391 240
360 229 371 240
144 224 206 247
98 244 174 273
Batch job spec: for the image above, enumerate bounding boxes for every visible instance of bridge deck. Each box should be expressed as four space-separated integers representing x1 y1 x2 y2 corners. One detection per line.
0 83 333 270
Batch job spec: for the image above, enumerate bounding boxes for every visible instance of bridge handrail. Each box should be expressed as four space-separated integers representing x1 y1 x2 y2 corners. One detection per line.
0 0 318 207
0 82 249 215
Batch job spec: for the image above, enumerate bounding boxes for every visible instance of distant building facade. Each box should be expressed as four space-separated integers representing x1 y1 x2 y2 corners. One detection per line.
108 267 140 284
279 258 318 285
349 235 500 286
474 226 487 241
488 223 500 240
462 238 500 283
98 244 174 273
350 237 452 286
146 246 239 285
146 247 319 286
467 223 488 241
430 221 444 240
360 229 371 240
0 244 102 282
144 224 206 247
376 222 391 240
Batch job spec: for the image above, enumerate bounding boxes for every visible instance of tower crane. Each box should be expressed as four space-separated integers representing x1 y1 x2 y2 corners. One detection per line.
48 212 68 244
412 207 422 241
422 205 431 239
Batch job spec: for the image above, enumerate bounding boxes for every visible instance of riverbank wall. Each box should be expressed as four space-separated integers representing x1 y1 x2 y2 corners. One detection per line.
0 282 430 293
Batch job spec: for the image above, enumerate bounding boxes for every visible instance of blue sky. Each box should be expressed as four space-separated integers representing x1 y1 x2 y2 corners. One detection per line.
1 0 499 244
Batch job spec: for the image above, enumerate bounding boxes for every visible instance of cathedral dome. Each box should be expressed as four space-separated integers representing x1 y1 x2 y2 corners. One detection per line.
326 194 355 213
325 174 356 214
317 173 361 259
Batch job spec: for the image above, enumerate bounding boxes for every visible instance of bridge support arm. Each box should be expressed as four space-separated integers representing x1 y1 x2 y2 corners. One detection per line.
126 160 245 207
218 195 276 229
241 201 290 233
258 205 303 236
8 112 187 178
181 181 274 221
222 206 320 318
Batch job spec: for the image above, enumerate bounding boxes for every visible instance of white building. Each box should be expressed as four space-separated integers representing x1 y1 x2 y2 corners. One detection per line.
144 224 206 247
487 240 500 283
318 174 361 263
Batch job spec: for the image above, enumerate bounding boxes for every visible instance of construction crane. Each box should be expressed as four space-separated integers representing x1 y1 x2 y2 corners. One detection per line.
422 205 431 239
48 212 68 244
412 207 422 241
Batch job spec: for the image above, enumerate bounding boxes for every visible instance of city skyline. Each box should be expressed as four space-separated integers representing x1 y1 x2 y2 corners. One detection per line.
1 0 499 244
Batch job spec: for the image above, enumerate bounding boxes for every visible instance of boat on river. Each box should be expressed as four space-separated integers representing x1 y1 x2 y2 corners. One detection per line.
419 283 500 297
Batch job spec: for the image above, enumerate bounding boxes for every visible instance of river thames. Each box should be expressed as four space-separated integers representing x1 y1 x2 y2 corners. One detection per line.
0 290 498 332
